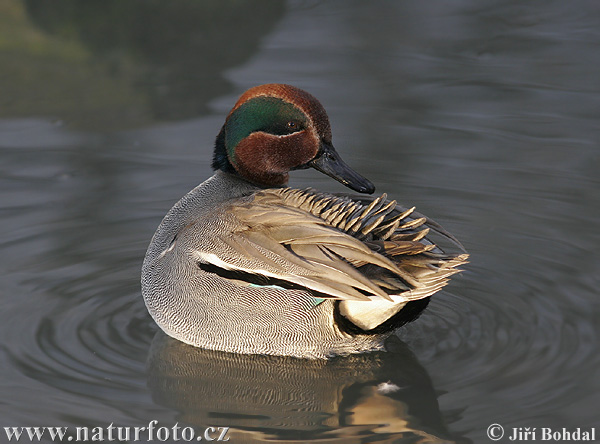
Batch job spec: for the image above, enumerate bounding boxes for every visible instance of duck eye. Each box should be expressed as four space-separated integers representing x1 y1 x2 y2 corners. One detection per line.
286 121 298 130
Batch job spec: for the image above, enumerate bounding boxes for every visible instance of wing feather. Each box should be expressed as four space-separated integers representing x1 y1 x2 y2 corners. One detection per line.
196 188 467 303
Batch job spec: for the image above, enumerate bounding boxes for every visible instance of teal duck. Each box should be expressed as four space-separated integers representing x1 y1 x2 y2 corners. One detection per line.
142 84 467 358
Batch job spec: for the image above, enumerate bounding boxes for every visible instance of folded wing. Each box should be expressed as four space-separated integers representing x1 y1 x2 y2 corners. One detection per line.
193 188 467 305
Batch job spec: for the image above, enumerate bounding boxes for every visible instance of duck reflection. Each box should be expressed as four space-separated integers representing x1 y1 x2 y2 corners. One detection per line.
147 333 468 443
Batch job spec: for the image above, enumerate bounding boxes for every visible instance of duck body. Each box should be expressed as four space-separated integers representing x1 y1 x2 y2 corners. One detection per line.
142 84 467 358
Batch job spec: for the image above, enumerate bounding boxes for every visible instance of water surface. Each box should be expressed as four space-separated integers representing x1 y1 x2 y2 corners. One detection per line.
1 1 599 443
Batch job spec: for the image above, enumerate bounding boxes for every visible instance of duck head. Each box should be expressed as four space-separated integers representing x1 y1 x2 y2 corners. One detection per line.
212 84 375 194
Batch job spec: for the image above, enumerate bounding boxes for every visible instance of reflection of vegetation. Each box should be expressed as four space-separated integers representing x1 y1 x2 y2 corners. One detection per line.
0 1 146 128
0 0 285 129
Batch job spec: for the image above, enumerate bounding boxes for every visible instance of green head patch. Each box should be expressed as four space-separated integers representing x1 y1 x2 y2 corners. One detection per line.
224 97 308 166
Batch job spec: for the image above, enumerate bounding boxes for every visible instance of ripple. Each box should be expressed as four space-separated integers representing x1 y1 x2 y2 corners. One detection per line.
10 289 154 400
399 235 599 431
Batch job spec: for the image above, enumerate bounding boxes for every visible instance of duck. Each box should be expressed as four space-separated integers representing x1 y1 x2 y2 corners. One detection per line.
142 83 468 359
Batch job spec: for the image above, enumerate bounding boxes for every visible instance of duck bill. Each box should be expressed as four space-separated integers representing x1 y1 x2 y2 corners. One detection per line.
309 143 375 194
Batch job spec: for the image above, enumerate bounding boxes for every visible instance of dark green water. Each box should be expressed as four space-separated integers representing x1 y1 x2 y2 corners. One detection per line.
1 1 599 443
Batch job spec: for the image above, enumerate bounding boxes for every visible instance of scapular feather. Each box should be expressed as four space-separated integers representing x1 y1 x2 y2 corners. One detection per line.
220 188 467 303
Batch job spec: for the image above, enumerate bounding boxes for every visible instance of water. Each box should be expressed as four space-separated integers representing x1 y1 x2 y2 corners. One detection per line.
1 1 599 442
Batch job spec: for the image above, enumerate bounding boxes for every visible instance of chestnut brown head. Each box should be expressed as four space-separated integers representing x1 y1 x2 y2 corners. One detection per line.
212 84 374 193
